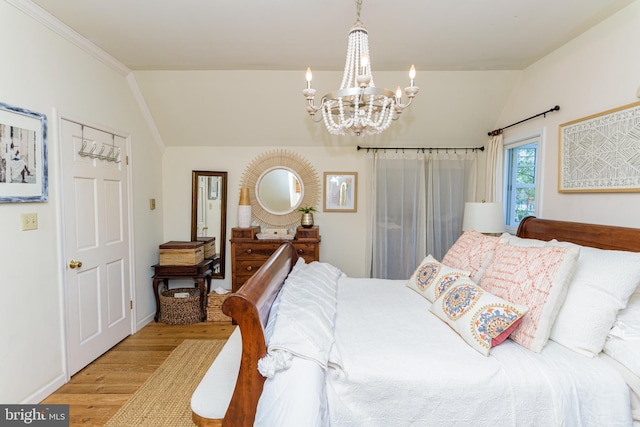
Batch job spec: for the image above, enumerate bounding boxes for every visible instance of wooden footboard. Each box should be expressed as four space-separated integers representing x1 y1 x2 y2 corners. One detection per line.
192 242 298 427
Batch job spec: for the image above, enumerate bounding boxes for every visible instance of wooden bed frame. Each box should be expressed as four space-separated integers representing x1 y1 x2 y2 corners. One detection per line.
193 216 640 427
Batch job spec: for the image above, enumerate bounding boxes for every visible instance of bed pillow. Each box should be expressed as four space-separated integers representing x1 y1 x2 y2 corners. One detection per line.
406 255 470 302
548 243 640 357
603 335 640 378
441 229 500 282
500 232 548 247
610 286 640 340
430 278 528 356
603 285 640 378
479 241 580 353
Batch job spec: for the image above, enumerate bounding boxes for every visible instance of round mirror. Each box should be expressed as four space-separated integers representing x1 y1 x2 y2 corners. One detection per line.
256 167 303 215
240 150 319 229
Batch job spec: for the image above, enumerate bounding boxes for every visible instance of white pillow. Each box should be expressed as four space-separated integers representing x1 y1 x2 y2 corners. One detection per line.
480 241 579 353
610 286 640 340
603 285 640 382
430 277 528 356
603 335 640 378
406 255 470 302
500 232 548 247
548 243 640 357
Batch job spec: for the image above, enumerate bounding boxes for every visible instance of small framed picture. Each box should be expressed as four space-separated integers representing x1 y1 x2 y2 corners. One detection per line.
323 172 357 212
0 102 48 202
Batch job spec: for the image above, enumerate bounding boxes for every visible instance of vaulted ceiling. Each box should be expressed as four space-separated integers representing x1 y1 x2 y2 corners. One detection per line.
24 0 635 147
29 0 632 71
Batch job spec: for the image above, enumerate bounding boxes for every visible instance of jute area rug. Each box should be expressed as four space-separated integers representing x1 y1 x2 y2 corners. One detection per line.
105 339 225 427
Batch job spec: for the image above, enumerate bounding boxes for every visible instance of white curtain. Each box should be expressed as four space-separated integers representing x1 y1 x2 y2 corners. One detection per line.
484 133 504 202
368 150 477 279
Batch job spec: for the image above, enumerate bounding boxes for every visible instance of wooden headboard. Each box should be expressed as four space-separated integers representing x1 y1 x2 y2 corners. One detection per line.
517 216 640 252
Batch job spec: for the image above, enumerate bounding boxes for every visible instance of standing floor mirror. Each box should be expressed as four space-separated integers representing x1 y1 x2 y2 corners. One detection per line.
191 171 227 279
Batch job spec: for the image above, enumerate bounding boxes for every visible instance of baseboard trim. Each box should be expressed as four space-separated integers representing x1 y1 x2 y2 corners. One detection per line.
21 373 67 404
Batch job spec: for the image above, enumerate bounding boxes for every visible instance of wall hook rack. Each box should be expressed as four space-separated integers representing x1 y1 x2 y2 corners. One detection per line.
78 139 121 163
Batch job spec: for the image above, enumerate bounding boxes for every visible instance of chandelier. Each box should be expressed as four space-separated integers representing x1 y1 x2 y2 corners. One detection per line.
303 0 419 137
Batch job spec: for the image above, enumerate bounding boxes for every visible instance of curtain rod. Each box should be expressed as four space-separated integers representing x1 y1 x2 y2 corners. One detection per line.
357 145 484 153
488 105 560 136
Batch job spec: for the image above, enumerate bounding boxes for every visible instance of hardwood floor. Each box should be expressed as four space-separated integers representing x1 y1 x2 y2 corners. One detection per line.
40 321 235 426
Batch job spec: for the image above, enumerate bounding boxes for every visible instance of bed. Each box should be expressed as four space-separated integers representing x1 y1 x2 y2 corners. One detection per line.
191 216 640 426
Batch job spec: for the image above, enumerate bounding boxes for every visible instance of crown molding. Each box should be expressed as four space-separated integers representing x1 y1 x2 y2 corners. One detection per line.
6 0 130 76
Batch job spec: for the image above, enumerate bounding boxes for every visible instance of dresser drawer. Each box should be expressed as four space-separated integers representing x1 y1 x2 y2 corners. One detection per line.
292 242 317 261
234 242 281 260
235 260 266 277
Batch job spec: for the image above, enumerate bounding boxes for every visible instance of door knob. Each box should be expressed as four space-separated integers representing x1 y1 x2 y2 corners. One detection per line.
69 259 83 269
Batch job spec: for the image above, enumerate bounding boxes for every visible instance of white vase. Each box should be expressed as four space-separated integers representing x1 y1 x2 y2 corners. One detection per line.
238 205 252 228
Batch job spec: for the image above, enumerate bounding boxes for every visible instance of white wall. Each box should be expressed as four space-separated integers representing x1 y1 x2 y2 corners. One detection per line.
0 1 163 403
162 146 368 281
146 68 521 280
496 2 640 228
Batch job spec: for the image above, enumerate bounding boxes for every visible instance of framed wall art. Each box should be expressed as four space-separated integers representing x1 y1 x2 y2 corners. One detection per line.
323 172 357 212
0 102 48 202
559 101 640 193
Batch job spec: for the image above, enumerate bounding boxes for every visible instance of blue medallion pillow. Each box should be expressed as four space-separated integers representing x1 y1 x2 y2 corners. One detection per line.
406 255 470 302
430 277 529 356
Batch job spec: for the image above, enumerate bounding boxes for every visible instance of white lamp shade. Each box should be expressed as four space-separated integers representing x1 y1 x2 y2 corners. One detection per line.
462 202 505 233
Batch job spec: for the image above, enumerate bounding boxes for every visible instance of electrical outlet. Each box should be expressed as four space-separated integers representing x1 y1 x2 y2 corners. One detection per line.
21 213 38 231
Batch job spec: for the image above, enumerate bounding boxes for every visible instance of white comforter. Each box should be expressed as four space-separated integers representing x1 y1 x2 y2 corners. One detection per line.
257 274 633 427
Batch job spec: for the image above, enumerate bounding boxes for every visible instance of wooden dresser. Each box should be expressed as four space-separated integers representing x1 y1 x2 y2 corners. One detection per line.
230 226 320 293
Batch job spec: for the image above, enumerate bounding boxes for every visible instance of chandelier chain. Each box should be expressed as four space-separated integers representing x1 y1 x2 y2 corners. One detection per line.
355 0 362 22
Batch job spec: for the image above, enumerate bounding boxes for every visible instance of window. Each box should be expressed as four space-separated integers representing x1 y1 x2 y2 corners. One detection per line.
503 131 542 232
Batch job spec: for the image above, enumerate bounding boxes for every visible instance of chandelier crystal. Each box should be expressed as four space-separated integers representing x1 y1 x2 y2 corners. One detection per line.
303 0 419 137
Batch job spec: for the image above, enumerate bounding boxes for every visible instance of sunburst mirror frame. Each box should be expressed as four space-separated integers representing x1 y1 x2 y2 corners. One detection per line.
240 150 319 229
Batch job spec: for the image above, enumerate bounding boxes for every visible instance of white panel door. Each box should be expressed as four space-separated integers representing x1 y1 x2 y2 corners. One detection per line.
61 119 132 376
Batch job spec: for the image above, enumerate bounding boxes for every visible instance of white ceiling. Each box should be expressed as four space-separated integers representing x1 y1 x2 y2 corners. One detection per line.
20 0 635 148
29 0 633 72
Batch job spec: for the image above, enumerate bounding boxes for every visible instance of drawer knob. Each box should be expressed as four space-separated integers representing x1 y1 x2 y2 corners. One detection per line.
245 248 253 254
297 249 304 254
246 266 253 271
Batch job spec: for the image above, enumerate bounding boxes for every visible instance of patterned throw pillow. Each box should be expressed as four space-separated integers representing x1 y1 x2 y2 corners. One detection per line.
442 229 500 282
430 278 529 356
406 255 470 302
479 241 579 353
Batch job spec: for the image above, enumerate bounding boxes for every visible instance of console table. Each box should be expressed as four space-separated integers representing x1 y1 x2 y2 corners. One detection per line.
152 259 213 322
230 226 320 293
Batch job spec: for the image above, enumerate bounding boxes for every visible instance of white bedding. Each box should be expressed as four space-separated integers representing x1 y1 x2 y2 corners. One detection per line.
257 276 633 426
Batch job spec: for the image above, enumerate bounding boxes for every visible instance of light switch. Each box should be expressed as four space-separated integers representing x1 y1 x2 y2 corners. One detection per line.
150 198 156 210
21 213 38 231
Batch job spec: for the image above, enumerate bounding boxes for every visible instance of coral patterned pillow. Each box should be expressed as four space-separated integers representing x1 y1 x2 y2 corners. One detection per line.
442 229 500 282
406 255 470 302
430 278 529 356
479 242 579 352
